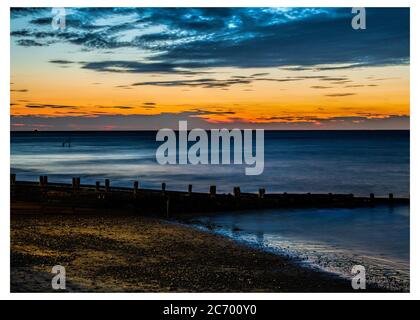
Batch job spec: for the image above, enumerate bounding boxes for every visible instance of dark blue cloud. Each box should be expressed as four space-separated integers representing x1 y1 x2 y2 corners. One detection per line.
81 60 210 75
11 7 409 69
15 39 44 47
149 8 409 68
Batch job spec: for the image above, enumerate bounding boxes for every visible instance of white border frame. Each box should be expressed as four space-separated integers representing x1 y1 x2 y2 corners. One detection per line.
1 0 416 300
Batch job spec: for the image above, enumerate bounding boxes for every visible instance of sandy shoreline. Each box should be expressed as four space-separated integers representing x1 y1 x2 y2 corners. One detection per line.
11 204 385 292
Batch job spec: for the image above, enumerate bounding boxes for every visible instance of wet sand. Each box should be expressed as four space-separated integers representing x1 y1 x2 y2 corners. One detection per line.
11 204 380 292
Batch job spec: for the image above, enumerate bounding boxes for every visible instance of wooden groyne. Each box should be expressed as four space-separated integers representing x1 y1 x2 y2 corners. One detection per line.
10 174 409 216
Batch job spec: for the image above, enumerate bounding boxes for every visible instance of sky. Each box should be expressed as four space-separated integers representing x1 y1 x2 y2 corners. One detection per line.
10 7 410 130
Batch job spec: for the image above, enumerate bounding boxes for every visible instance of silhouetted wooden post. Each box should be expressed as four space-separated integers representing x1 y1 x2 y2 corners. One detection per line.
389 193 394 205
105 179 110 192
370 193 375 205
95 181 100 192
166 198 170 217
11 173 16 186
72 177 80 190
210 185 216 196
349 193 354 206
258 188 265 199
39 176 47 191
234 187 241 198
161 182 166 195
188 184 193 195
133 181 139 196
328 192 333 203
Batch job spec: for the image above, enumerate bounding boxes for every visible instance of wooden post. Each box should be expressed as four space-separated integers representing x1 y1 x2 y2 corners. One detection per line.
210 185 216 196
328 192 333 202
133 181 139 196
11 173 16 186
39 176 47 190
72 177 79 193
348 193 355 206
95 181 100 192
161 183 166 193
258 188 265 199
166 198 170 217
105 179 110 192
76 177 80 190
370 193 375 205
188 184 193 194
234 186 241 198
389 193 394 204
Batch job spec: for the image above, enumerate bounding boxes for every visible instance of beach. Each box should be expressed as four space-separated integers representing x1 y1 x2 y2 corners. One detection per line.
11 204 364 293
186 206 410 292
10 130 409 292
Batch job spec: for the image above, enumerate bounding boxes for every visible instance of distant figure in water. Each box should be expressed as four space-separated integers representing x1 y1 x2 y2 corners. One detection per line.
62 137 71 147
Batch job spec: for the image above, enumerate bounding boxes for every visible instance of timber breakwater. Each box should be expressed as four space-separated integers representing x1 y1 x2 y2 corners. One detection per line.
10 174 408 216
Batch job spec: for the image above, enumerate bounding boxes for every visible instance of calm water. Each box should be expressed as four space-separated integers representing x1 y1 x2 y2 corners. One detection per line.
11 130 410 290
189 205 410 291
11 130 409 197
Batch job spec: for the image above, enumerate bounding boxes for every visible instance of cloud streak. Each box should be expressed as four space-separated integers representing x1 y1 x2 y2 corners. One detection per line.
11 113 409 131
